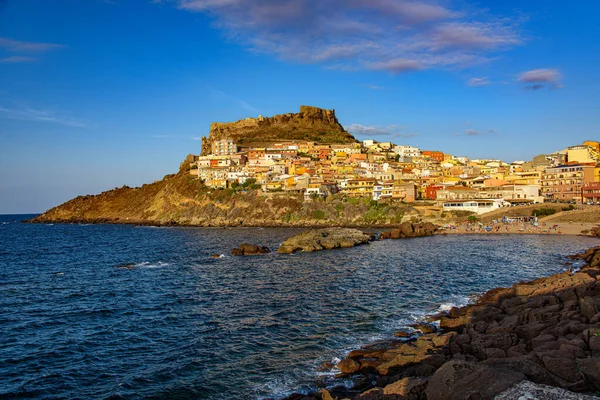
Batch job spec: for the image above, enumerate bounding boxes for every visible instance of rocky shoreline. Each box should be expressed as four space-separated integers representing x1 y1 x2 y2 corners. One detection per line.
280 245 600 400
24 216 424 229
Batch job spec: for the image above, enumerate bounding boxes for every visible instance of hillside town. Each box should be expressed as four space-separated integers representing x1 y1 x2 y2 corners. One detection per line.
191 138 600 215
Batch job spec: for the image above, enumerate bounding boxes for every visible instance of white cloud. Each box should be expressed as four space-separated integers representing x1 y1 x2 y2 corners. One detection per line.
346 123 417 138
466 77 490 87
169 0 524 73
518 68 563 89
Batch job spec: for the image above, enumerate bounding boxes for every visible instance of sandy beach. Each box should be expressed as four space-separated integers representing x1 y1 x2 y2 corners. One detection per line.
440 221 599 236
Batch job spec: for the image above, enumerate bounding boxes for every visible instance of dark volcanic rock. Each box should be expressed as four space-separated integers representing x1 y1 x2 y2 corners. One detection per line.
286 246 600 400
425 360 525 400
231 243 270 256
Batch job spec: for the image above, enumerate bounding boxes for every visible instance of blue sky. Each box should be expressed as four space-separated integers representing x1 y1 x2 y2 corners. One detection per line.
1 0 599 213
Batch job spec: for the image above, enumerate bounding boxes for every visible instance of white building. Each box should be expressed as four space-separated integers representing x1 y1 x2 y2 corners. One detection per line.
442 198 509 214
393 145 421 159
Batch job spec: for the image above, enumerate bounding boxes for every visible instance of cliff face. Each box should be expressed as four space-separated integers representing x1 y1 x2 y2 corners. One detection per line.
200 105 356 155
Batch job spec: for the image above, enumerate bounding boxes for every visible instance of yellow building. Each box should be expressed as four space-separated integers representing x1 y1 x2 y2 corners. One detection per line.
567 145 599 163
343 178 377 197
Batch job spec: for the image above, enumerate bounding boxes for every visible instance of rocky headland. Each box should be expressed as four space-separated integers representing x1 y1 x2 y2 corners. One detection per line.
200 106 356 155
281 246 600 400
27 160 419 227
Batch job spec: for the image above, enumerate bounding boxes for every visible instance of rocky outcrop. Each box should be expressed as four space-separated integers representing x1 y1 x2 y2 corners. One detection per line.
200 105 357 155
277 228 372 254
380 222 438 239
283 246 600 400
231 243 270 256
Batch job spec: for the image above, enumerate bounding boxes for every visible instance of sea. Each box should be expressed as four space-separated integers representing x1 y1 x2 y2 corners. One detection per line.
1 214 598 399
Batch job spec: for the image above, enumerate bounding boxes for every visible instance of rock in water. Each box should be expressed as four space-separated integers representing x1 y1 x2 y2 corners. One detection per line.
380 222 438 239
277 228 372 254
231 243 270 256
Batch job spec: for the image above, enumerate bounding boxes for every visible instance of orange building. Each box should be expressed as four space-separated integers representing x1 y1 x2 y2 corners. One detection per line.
422 150 444 162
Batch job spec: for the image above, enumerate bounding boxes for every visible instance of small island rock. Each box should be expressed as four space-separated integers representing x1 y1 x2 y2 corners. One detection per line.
277 228 372 254
231 243 270 256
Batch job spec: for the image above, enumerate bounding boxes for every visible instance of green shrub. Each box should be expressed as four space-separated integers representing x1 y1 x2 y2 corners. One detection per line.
532 208 557 217
562 205 575 211
346 197 361 205
312 210 326 220
467 215 479 222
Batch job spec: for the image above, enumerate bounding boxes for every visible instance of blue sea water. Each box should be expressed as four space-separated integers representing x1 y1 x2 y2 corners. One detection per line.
0 214 598 399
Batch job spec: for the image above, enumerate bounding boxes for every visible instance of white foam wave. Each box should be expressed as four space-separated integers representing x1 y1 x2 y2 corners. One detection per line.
134 261 171 269
436 295 471 313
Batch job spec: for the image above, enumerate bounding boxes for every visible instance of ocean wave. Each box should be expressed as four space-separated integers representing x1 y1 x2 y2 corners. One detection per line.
436 295 471 313
134 261 171 269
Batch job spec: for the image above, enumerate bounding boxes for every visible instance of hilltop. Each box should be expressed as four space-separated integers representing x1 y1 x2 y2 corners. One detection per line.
200 105 356 155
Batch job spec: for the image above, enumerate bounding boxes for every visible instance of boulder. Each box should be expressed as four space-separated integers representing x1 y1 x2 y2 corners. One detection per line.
277 228 372 254
231 243 270 256
382 377 428 398
337 358 360 374
424 360 525 400
380 222 438 240
577 358 600 391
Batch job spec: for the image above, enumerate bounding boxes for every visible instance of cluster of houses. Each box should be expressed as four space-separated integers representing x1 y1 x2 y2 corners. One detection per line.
190 138 600 214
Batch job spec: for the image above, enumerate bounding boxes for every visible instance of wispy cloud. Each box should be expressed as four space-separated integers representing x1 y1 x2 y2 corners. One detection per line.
170 0 524 74
210 89 259 114
346 123 417 139
518 68 563 90
0 102 87 128
0 56 37 63
362 84 383 90
466 77 490 87
0 38 66 53
464 127 498 136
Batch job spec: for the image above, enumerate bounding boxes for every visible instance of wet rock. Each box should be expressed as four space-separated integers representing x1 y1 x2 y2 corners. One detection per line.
411 323 437 334
231 243 270 256
277 228 372 254
337 358 360 374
